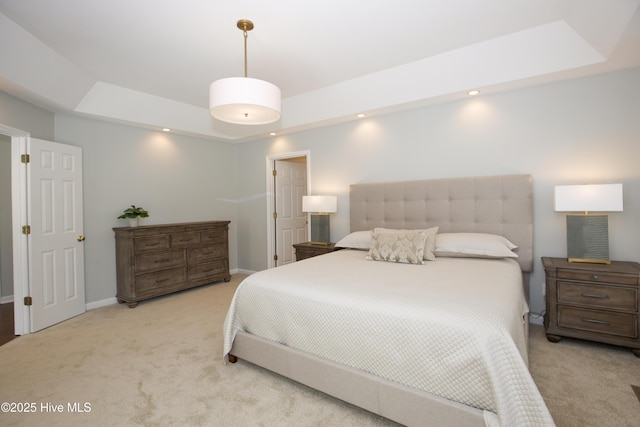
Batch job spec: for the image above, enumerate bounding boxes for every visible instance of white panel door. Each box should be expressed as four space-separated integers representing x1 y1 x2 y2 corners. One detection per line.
29 138 85 332
274 160 307 266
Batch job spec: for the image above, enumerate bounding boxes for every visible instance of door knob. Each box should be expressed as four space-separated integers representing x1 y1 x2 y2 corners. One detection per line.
77 235 86 242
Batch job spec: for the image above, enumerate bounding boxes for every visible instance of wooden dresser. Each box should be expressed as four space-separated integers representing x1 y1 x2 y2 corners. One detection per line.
114 221 230 307
542 257 640 357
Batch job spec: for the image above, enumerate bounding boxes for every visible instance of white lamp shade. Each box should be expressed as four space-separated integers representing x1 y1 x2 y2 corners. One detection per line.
554 184 623 212
209 77 281 125
302 195 337 213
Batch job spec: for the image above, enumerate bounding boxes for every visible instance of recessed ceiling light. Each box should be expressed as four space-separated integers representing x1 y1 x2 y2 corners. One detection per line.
162 128 171 132
269 132 276 136
357 113 366 118
467 90 480 96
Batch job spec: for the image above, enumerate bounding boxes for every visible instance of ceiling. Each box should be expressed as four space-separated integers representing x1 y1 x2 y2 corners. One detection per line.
1 0 639 143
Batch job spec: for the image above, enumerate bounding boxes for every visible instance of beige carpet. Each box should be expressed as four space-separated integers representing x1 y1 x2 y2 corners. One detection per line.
0 274 638 426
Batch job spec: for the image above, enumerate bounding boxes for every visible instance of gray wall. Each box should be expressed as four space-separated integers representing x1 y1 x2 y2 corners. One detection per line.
54 115 238 303
235 67 640 317
0 91 54 140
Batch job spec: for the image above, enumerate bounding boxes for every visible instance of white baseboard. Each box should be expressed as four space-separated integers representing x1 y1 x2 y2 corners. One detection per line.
528 314 544 325
232 268 255 275
86 297 118 310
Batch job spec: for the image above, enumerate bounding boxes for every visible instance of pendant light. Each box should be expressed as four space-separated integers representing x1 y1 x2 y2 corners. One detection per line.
209 20 281 125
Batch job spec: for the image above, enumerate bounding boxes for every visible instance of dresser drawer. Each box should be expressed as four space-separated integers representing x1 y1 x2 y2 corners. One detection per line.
557 282 638 312
135 250 185 273
557 269 638 285
135 268 186 296
188 244 227 264
557 306 638 338
171 232 200 247
188 260 227 282
134 236 170 253
201 230 227 245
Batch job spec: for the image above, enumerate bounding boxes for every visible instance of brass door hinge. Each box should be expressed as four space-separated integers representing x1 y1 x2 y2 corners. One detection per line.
273 254 278 261
22 225 31 235
21 154 30 163
24 296 32 306
272 169 277 176
273 212 277 219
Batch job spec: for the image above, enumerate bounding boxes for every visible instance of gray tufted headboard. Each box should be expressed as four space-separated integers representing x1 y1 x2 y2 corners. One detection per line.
349 174 533 273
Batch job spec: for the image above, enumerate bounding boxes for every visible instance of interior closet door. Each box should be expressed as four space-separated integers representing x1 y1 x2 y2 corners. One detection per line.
274 160 307 266
28 138 85 332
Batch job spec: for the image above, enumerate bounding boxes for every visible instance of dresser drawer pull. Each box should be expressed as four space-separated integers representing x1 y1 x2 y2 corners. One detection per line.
155 258 170 263
581 292 609 300
581 318 610 325
179 238 191 242
156 278 169 283
145 242 160 247
202 268 214 273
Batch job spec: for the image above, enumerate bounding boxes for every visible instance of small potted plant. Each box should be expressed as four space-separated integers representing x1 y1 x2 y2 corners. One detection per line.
117 205 149 227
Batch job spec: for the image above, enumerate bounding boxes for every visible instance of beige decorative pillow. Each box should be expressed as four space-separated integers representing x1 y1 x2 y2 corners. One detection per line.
421 226 439 261
366 228 427 264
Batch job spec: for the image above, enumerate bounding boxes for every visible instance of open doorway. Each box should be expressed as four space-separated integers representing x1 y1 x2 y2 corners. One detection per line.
0 133 15 345
266 151 310 268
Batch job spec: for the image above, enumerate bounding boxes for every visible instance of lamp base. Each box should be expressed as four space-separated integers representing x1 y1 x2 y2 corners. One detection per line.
566 214 610 264
310 214 330 245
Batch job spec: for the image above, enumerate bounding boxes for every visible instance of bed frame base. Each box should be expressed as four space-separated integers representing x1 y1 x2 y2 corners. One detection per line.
228 331 488 427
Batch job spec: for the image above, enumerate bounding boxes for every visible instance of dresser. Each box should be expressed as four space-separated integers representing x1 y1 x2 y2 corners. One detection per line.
542 257 640 357
114 221 230 307
293 242 341 261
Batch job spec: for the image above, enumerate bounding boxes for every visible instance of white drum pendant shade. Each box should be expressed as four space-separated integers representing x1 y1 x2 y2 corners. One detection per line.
209 77 281 125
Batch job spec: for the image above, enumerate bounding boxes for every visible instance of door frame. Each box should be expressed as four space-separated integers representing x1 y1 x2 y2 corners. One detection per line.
265 150 310 269
0 123 29 335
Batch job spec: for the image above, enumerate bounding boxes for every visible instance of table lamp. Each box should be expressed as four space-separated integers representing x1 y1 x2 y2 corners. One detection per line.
554 183 623 264
302 195 337 245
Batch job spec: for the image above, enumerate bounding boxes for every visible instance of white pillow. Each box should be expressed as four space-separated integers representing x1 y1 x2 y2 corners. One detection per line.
335 230 372 249
421 226 439 261
366 228 427 265
434 233 518 259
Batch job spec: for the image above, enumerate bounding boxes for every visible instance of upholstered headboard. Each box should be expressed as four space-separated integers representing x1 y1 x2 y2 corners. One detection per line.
349 174 533 273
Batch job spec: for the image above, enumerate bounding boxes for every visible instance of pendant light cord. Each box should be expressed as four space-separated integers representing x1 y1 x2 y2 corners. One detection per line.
243 29 248 78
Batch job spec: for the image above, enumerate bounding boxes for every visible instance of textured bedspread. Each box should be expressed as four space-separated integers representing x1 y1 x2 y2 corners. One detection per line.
223 250 554 426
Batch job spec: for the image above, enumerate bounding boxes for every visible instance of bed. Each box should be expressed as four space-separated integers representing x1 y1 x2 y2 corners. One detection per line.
223 175 554 426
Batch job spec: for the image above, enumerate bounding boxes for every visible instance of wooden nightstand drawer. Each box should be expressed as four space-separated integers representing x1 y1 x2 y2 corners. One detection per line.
293 242 340 261
557 282 638 312
558 269 638 285
558 306 638 339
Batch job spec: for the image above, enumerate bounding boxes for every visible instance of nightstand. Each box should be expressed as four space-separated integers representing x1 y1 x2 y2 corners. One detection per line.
542 257 640 357
293 242 341 261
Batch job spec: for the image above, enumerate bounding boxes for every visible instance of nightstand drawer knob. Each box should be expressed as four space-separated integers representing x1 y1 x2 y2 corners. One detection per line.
581 292 609 300
592 274 599 280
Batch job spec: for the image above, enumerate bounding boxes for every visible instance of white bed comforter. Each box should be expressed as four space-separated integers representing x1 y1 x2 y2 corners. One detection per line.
223 250 554 426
